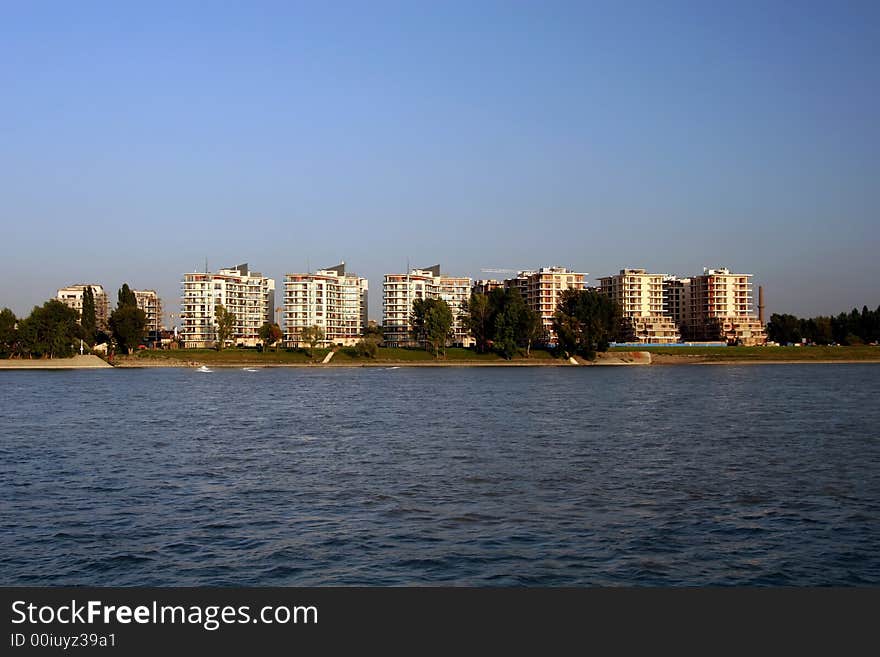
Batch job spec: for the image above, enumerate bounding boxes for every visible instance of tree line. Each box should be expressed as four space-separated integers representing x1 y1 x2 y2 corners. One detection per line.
0 284 148 358
460 287 621 360
766 306 880 345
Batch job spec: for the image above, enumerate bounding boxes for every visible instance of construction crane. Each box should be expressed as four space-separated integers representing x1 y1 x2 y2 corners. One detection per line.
480 267 519 275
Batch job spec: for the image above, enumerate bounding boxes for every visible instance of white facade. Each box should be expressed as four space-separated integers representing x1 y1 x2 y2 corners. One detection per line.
382 265 473 347
283 263 368 347
180 263 275 348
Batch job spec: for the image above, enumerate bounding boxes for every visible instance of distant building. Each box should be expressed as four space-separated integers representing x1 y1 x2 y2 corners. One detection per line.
683 268 766 345
57 284 110 331
503 266 587 342
180 263 275 348
383 265 473 347
663 276 691 329
472 279 503 295
133 289 163 336
598 269 680 343
283 263 368 347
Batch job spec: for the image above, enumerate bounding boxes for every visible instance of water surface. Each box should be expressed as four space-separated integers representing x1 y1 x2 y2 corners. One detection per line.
1 365 878 585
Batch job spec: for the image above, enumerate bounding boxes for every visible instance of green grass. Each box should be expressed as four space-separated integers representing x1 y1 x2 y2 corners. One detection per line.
131 347 329 364
129 345 561 364
609 345 880 361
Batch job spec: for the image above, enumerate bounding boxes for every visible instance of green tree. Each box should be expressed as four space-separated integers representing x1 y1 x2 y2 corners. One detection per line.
462 293 494 353
520 306 543 358
0 307 18 358
766 313 801 344
214 304 236 350
17 300 82 358
109 305 147 354
109 283 146 354
491 289 526 359
259 322 283 351
81 286 97 345
552 289 621 360
117 283 137 308
411 298 453 357
363 323 384 342
300 324 325 356
355 336 380 358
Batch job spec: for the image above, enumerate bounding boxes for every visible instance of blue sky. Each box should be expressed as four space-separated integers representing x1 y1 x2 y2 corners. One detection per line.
1 1 877 322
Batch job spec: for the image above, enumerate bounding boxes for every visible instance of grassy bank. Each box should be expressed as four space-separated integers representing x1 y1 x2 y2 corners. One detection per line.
123 346 558 366
610 345 880 362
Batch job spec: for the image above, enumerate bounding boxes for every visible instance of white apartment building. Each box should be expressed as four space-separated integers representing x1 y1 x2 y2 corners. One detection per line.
383 265 474 347
57 284 110 331
504 266 587 341
598 269 680 343
180 263 275 348
283 263 368 347
133 289 163 336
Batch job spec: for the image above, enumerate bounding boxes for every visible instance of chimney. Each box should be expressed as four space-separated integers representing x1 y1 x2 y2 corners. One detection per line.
758 286 765 325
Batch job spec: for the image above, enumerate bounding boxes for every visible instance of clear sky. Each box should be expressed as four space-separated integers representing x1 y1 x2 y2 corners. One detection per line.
1 1 877 323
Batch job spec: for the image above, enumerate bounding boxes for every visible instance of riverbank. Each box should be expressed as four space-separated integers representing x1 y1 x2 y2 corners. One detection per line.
621 345 880 365
4 347 878 369
0 355 112 369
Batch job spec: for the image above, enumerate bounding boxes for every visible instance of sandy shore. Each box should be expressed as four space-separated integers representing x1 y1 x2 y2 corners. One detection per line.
0 355 112 369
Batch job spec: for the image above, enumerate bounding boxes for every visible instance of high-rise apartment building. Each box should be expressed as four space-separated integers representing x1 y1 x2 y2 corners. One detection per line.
382 265 473 347
57 284 110 331
283 263 368 347
503 266 587 341
133 289 163 336
663 276 691 328
683 267 766 345
597 269 680 343
180 263 275 348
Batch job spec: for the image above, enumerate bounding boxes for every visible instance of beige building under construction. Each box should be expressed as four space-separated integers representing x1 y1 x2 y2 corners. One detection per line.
133 289 163 335
57 284 110 331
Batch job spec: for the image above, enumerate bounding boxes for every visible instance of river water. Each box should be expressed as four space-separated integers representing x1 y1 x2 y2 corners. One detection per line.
1 365 878 585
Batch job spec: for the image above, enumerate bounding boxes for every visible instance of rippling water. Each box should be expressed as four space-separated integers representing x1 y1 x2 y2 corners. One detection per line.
1 365 878 585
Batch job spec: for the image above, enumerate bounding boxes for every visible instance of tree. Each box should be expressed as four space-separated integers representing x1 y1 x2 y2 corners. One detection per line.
363 323 384 342
520 306 543 358
355 336 380 358
16 300 82 358
109 283 147 354
110 305 147 354
300 325 325 356
0 307 17 358
766 313 801 344
552 289 621 360
411 298 453 357
462 293 494 353
259 322 283 351
81 286 96 345
214 304 236 350
118 284 137 309
491 289 526 360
